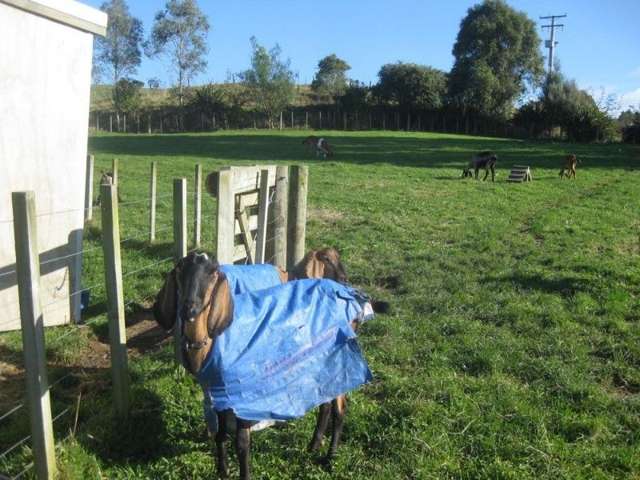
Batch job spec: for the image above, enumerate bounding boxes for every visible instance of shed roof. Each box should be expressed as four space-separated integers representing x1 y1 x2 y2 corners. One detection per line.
0 0 107 36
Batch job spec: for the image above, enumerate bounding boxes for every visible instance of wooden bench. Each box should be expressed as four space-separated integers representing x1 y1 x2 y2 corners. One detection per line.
508 165 533 183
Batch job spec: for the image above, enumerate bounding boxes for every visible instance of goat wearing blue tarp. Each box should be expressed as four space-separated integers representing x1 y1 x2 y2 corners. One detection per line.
152 252 375 479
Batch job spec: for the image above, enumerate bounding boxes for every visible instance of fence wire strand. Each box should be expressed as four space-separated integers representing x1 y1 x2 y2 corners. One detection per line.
122 256 174 278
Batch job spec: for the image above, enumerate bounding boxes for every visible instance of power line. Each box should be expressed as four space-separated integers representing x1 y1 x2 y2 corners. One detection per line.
540 14 567 72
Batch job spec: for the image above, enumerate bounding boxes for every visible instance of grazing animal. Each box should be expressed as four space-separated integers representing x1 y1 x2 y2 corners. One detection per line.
94 171 122 205
559 154 579 179
461 151 498 182
153 251 381 479
302 135 334 158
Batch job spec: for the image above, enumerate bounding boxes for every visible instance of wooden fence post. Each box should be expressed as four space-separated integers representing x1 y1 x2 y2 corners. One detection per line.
173 178 188 261
100 183 130 418
305 111 309 129
215 169 234 264
254 169 271 264
173 178 187 369
84 154 94 222
109 114 113 132
149 161 157 242
291 110 294 128
287 165 308 271
343 112 347 130
194 164 202 248
148 114 152 134
12 191 57 480
273 166 289 269
111 158 118 186
279 111 283 130
96 113 100 131
319 111 322 129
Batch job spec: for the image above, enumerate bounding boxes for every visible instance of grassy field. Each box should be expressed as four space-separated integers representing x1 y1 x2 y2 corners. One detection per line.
1 130 639 479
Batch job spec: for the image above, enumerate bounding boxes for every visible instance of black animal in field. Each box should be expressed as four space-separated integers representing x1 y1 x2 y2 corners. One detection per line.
461 151 498 182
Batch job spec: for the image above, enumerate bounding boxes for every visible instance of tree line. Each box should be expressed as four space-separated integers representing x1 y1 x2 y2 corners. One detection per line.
93 0 637 142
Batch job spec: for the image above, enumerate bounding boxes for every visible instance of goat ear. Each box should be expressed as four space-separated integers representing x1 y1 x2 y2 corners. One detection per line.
153 268 178 330
207 273 232 337
305 251 325 279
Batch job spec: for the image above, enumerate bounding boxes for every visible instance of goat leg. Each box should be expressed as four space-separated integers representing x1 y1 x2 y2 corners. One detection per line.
236 419 252 480
215 412 229 478
324 396 347 466
308 402 332 452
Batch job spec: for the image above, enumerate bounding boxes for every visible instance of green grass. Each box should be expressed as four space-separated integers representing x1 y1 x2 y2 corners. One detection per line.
1 130 640 479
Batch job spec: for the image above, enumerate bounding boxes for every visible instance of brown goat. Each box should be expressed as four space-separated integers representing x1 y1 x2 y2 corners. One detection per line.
559 154 579 179
153 249 369 479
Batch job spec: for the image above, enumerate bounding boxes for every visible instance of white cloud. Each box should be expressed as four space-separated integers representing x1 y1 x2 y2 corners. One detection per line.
620 88 640 111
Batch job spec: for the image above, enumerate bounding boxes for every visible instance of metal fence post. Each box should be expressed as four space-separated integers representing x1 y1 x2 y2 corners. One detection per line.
12 191 57 480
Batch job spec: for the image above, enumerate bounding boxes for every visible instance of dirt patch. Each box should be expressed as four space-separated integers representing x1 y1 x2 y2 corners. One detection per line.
308 207 345 224
0 309 170 410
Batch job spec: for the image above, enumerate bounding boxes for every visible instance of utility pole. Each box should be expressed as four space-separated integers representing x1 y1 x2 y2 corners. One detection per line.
540 14 567 71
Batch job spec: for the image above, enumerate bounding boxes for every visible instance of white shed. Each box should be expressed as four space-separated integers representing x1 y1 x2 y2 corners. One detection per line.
0 0 107 331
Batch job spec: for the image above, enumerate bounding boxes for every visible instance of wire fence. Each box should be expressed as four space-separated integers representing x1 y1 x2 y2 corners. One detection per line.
0 163 208 479
0 163 302 479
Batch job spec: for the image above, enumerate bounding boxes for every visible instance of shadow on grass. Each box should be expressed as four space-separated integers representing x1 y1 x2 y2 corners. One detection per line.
89 133 640 169
487 272 588 298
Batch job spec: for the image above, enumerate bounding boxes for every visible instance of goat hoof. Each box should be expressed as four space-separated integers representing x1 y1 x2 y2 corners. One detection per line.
320 455 334 472
308 440 322 452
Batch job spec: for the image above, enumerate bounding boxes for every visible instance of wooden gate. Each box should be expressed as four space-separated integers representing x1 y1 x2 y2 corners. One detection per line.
207 165 308 268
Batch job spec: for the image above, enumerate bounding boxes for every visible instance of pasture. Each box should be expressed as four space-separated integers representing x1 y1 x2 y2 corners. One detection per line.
1 130 639 479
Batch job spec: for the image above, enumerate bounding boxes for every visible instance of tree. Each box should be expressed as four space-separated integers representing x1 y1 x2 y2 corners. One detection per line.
516 69 618 142
338 81 372 111
94 0 143 85
240 37 297 128
147 78 162 89
146 0 210 106
311 54 351 101
190 83 226 116
375 63 447 111
621 111 640 143
93 0 143 128
449 0 543 118
113 78 143 114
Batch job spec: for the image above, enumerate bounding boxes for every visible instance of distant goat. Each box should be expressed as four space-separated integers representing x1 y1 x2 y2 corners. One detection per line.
559 154 579 179
94 171 122 205
462 151 498 182
302 136 334 158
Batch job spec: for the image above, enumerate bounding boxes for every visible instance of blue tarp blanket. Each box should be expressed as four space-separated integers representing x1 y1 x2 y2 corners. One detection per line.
197 275 372 429
219 264 282 295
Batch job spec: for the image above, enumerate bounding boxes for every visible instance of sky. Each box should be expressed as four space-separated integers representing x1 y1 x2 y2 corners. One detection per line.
84 0 640 112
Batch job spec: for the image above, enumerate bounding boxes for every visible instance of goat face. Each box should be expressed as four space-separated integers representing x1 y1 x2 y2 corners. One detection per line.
293 247 347 282
153 252 219 330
